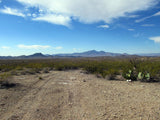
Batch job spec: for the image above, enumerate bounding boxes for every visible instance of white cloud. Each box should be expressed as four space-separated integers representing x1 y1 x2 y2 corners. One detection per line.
127 15 139 18
15 0 157 26
136 11 160 23
135 16 152 23
17 44 50 49
128 29 135 31
149 36 160 43
53 46 63 50
0 6 25 17
32 14 71 27
141 24 154 27
153 11 160 16
1 46 10 49
32 13 37 17
98 24 109 29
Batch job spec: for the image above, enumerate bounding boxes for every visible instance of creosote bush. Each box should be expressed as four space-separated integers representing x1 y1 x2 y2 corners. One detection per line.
0 57 160 82
0 72 11 82
122 58 160 82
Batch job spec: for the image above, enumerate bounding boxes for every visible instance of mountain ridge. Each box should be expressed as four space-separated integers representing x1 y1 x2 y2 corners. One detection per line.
0 50 160 59
53 50 125 57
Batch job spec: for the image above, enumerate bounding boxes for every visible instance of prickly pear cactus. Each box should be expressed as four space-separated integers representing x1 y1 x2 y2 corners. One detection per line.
145 73 150 80
125 70 132 79
138 72 144 80
138 72 151 82
123 69 137 81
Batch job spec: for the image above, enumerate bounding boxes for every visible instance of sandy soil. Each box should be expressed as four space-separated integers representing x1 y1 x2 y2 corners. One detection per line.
0 70 160 120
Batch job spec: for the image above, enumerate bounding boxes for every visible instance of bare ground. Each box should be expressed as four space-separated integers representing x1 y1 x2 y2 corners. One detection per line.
0 70 160 120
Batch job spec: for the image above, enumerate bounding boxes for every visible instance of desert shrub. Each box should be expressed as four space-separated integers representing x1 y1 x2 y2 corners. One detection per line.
39 76 43 80
54 64 65 71
0 72 11 82
0 72 18 89
83 62 99 73
42 68 50 73
106 69 120 80
0 72 12 89
99 70 108 78
15 66 23 70
121 58 160 82
0 57 159 83
135 60 160 82
83 60 123 79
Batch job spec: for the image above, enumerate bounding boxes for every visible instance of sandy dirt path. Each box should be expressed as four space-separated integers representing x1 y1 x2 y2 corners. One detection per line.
1 70 160 120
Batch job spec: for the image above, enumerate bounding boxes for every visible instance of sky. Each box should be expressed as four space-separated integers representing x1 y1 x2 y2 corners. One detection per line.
0 0 160 56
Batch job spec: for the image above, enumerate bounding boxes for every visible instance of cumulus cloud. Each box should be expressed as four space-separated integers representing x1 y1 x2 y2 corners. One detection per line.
0 6 25 17
149 36 160 43
98 25 109 29
32 14 71 27
17 44 50 49
53 46 63 50
15 0 157 26
1 46 10 49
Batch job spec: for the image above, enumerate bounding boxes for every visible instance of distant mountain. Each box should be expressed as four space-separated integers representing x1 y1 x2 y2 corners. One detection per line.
28 53 46 58
53 50 126 57
0 56 12 59
0 53 48 59
138 53 160 57
0 50 160 59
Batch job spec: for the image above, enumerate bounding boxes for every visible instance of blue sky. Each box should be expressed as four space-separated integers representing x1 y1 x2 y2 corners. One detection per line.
0 0 160 56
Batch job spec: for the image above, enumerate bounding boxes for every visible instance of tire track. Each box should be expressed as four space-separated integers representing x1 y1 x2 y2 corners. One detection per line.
1 73 56 120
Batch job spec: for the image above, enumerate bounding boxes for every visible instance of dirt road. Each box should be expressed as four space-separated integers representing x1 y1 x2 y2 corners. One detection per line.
1 70 160 120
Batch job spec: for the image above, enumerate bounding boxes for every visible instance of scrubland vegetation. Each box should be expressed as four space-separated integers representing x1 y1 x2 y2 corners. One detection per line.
0 57 160 84
1 57 160 119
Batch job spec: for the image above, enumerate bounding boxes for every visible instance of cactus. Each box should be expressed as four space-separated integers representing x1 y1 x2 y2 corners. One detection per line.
125 70 132 79
138 72 151 82
138 72 144 80
145 73 150 80
123 69 137 81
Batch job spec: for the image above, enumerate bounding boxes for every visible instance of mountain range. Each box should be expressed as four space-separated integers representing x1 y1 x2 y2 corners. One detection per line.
0 50 160 59
53 50 125 57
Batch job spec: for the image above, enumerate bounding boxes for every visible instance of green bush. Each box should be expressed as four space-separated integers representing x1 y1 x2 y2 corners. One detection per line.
0 72 11 84
0 57 159 82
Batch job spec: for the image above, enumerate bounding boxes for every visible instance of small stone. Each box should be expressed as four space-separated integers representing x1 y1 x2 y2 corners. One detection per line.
83 79 86 82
